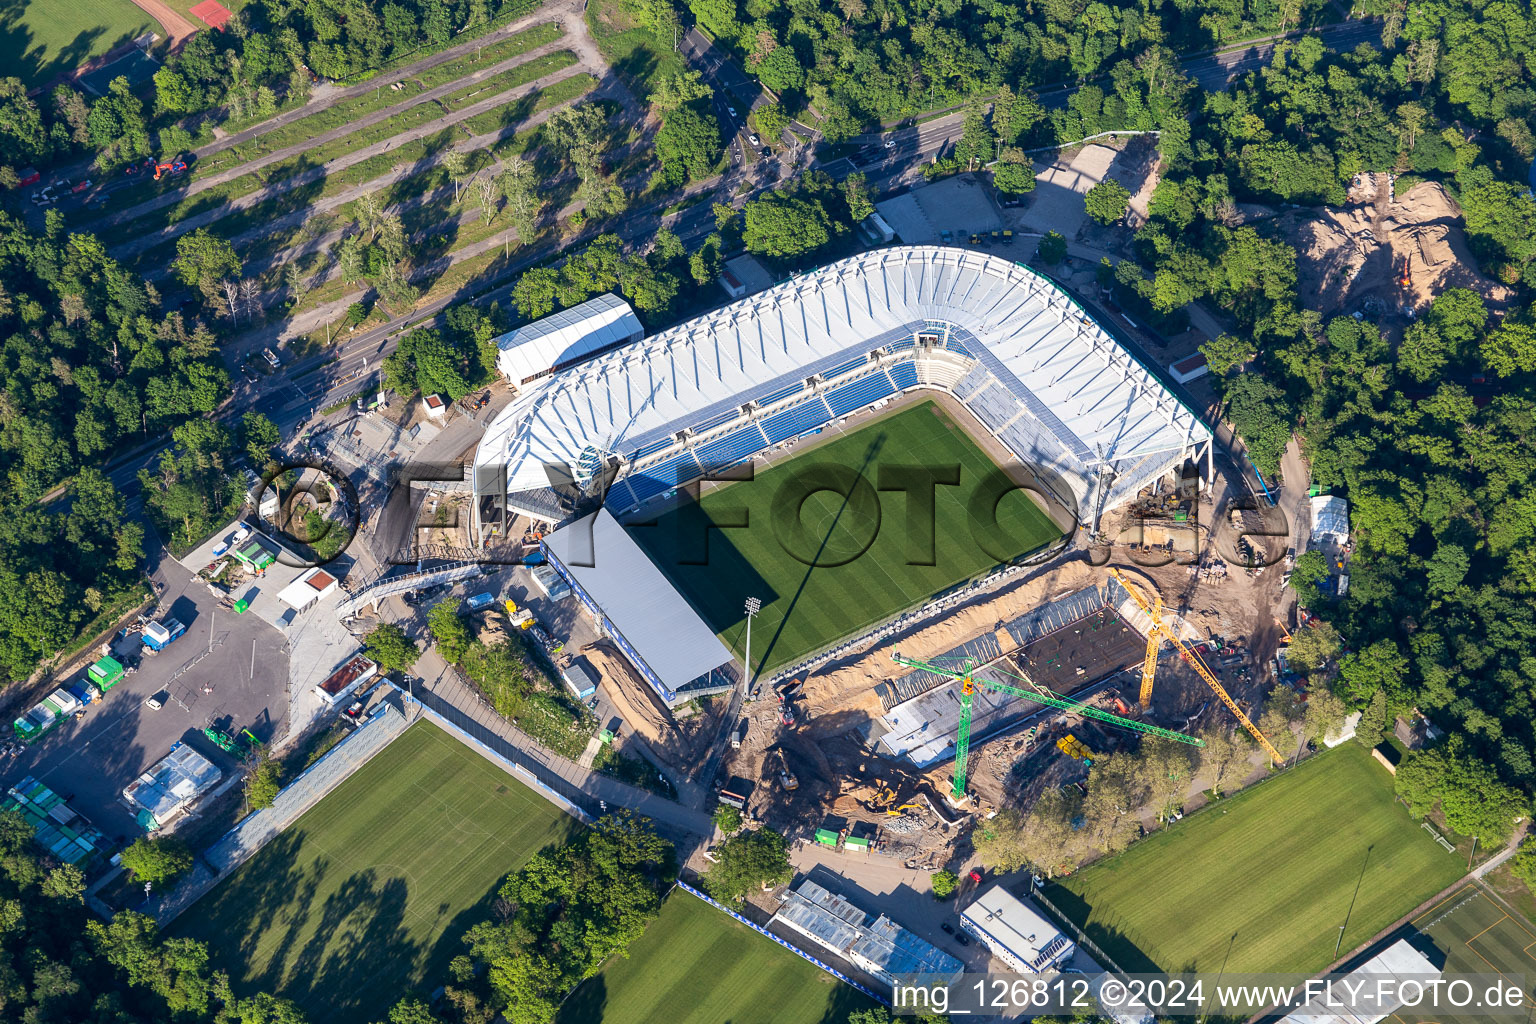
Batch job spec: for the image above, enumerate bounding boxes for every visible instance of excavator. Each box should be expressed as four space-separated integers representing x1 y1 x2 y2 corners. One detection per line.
153 157 189 181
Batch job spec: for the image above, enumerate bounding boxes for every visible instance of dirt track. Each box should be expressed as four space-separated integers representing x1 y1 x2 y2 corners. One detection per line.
131 0 199 48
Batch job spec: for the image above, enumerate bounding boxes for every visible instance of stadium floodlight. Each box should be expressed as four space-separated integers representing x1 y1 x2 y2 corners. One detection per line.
743 597 762 693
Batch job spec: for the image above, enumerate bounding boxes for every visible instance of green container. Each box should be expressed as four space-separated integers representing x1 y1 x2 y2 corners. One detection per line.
233 599 249 614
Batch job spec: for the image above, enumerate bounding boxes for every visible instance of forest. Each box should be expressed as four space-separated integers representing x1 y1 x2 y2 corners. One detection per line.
0 210 237 682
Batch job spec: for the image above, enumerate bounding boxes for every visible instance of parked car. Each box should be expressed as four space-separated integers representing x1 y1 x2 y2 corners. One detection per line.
940 922 955 935
749 133 760 145
956 931 971 946
144 693 165 711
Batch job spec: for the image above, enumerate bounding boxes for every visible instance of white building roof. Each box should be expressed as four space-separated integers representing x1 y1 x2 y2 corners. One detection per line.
493 293 643 386
474 247 1210 500
1279 938 1440 1024
1310 495 1350 545
122 742 222 825
542 509 735 699
960 885 1075 972
277 567 340 610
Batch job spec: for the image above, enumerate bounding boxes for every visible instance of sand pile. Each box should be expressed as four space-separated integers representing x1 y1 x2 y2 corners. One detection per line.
1286 177 1512 316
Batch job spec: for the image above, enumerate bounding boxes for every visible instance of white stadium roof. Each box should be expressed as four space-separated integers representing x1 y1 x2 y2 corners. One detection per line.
492 292 643 385
542 509 736 699
474 247 1211 512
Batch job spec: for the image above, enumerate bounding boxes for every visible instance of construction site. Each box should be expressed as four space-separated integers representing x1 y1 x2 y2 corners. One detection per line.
579 471 1289 871
1279 174 1514 319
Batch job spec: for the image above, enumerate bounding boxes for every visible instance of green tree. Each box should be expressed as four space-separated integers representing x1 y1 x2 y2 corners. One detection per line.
703 828 791 902
650 69 712 112
842 172 874 222
364 622 420 674
1084 178 1132 225
743 192 831 257
713 804 743 833
751 103 791 144
655 105 721 185
428 600 474 663
1285 620 1340 674
119 835 193 885
1200 334 1252 375
993 161 1036 195
172 228 243 301
1288 549 1330 595
245 748 281 811
930 869 959 899
241 412 281 466
1037 231 1067 264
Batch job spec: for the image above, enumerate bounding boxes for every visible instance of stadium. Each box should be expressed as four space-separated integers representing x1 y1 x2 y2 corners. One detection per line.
471 246 1214 706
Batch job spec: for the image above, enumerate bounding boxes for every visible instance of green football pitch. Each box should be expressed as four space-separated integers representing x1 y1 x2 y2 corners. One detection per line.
627 400 1064 677
0 0 155 89
1046 743 1466 975
557 890 877 1024
1395 885 1536 1024
174 720 576 1022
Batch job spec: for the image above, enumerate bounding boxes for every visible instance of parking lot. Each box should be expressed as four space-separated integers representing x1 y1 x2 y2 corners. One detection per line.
1 553 291 840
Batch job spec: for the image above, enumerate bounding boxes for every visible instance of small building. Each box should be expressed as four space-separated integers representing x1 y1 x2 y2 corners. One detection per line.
3 777 107 865
772 879 964 991
277 567 340 612
719 268 748 299
314 653 378 707
230 535 277 573
123 742 222 831
1169 351 1209 383
491 293 644 388
562 661 598 700
863 211 896 243
1310 495 1350 546
423 393 448 419
719 776 754 809
960 885 1075 973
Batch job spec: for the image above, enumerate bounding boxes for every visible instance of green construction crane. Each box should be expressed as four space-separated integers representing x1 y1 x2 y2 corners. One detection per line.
891 652 1205 800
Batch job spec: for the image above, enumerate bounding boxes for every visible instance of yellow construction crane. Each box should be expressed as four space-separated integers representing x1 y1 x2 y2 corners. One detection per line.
1138 591 1163 709
1110 568 1285 765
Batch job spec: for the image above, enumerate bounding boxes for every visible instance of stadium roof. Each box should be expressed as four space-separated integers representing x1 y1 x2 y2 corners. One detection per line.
492 293 643 385
542 509 735 695
475 246 1210 495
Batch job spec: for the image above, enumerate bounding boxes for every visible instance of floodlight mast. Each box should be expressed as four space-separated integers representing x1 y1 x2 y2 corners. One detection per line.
890 652 1204 801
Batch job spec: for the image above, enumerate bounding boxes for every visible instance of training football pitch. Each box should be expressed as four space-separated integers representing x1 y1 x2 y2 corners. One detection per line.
1046 743 1466 975
627 400 1063 676
557 890 876 1024
1 0 155 89
174 720 575 1021
1395 885 1536 1024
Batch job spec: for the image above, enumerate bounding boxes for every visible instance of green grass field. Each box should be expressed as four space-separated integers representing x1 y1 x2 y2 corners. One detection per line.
174 720 575 1022
1047 744 1466 975
1395 885 1536 1024
557 890 876 1024
1 0 154 89
627 400 1063 676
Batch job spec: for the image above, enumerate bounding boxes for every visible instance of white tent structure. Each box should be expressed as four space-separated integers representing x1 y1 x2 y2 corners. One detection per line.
493 293 643 387
1310 495 1350 545
472 247 1213 534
